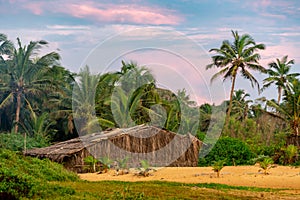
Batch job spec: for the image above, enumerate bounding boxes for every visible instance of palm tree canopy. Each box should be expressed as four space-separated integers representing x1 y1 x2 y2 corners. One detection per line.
207 30 266 90
263 55 299 90
0 33 14 60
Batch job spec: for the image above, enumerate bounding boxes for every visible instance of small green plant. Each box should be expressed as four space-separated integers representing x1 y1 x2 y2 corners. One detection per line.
116 157 130 175
99 156 113 173
84 156 98 173
137 160 151 177
285 145 298 164
259 157 274 175
212 160 226 178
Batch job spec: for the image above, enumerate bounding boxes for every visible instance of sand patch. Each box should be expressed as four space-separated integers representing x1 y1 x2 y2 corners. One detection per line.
79 166 300 190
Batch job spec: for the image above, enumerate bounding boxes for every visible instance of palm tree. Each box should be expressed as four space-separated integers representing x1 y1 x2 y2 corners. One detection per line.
264 78 300 146
231 89 252 120
47 66 76 137
118 60 155 93
72 65 101 134
262 55 299 104
0 33 14 60
0 38 60 133
109 61 157 127
206 30 266 127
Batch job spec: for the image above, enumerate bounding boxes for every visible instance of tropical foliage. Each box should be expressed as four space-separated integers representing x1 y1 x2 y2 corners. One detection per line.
0 30 299 167
206 30 266 126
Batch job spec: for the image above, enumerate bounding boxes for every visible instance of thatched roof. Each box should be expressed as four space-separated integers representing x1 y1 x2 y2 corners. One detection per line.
25 124 202 167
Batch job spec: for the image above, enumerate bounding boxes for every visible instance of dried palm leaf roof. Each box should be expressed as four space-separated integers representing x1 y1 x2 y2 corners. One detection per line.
25 124 200 162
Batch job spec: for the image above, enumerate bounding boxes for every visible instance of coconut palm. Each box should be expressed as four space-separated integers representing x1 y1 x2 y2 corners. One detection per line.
264 78 300 146
118 60 155 93
231 89 252 121
72 65 102 134
0 38 60 133
0 33 14 60
47 66 76 137
262 55 299 104
206 30 266 127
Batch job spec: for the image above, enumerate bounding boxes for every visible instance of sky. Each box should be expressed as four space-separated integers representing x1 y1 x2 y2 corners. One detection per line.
1 0 300 105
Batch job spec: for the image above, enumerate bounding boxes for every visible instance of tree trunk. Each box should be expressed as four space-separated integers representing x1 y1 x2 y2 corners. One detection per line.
225 73 237 129
277 87 282 104
93 163 96 173
14 91 21 133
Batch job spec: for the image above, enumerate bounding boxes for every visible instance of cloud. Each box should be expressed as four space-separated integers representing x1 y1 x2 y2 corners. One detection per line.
46 25 91 30
260 12 286 19
271 32 300 37
23 2 44 15
13 1 183 25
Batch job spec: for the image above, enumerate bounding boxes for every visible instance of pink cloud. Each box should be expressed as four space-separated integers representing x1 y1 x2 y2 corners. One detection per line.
17 1 182 25
65 3 181 25
23 2 44 15
259 42 300 68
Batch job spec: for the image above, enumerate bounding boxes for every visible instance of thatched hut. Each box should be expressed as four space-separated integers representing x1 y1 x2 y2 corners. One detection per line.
25 125 202 172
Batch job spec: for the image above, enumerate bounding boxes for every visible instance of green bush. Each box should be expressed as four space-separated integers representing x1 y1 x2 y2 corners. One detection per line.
199 137 254 166
0 133 49 151
0 167 36 199
0 148 78 199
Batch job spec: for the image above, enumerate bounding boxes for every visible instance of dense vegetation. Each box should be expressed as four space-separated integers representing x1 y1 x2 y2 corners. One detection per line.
1 29 300 199
0 30 299 167
0 149 78 199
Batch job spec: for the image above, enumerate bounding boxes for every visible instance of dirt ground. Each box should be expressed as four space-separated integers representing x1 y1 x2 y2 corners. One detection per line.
79 165 300 190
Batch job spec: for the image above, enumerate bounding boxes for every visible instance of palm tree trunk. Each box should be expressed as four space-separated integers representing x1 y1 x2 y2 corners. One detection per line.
225 73 237 128
278 87 282 104
14 91 21 133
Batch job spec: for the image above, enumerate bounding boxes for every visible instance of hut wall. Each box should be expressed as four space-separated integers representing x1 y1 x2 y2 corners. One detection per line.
86 129 202 168
62 149 91 173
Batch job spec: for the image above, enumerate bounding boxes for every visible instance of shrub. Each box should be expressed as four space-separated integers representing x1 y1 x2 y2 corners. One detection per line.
0 148 78 199
0 133 49 151
199 137 254 166
0 167 36 199
284 145 298 164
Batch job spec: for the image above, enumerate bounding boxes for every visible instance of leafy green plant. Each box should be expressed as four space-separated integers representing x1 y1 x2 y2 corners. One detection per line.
259 157 274 175
99 156 113 173
212 160 226 178
116 157 130 175
198 137 254 166
0 133 49 151
249 155 270 165
84 155 98 173
285 145 298 164
137 160 152 177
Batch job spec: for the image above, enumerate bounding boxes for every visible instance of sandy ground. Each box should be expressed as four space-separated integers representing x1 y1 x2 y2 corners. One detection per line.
79 165 300 190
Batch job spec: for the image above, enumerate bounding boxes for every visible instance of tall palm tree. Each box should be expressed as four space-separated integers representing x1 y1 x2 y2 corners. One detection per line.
47 66 76 137
0 38 60 133
72 65 101 134
206 30 266 127
262 55 299 104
